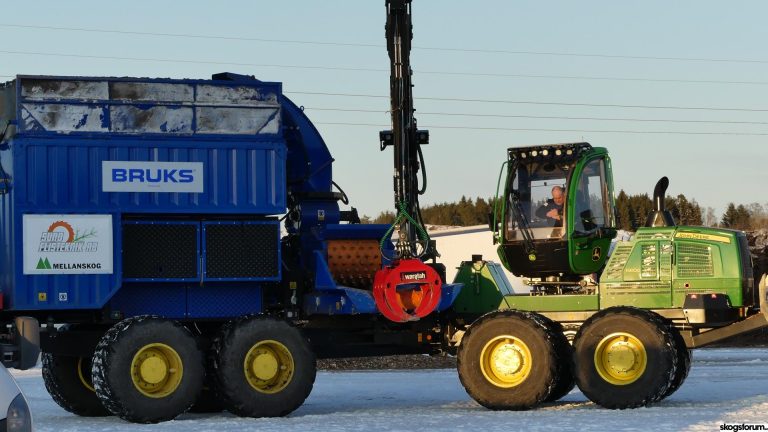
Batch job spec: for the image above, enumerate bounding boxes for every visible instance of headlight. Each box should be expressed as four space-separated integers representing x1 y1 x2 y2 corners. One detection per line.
6 393 31 432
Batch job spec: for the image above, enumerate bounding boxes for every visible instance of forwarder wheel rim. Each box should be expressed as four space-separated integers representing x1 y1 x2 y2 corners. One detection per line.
130 343 184 398
77 357 96 392
244 340 294 394
594 332 647 385
480 335 532 388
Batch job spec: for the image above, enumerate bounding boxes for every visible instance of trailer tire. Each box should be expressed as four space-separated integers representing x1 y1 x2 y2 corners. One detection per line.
42 352 110 417
457 310 560 410
211 316 316 418
661 327 691 400
573 307 677 409
92 316 204 423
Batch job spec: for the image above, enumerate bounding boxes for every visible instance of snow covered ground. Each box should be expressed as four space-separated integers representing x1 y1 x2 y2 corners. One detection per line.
10 348 768 432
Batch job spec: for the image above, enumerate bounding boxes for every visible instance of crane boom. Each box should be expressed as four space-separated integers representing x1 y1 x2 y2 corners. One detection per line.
381 0 434 261
374 0 443 323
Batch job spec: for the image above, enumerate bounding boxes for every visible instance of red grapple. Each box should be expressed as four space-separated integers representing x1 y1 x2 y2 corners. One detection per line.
373 259 442 322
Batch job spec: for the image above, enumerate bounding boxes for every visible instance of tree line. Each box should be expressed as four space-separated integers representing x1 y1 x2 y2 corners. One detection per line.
365 192 768 231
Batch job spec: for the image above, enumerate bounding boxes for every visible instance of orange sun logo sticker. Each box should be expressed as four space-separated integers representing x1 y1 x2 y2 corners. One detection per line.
47 221 75 243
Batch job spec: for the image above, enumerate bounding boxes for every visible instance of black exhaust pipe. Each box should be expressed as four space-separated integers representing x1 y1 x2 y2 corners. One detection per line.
645 176 676 227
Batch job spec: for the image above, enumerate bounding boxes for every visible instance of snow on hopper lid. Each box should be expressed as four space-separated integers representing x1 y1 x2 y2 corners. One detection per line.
3 76 282 137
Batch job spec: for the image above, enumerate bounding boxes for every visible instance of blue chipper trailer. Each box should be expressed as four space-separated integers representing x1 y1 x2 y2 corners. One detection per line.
0 73 463 423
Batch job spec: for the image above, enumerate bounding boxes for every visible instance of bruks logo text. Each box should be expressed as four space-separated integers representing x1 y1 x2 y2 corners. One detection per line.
102 161 203 193
111 168 194 184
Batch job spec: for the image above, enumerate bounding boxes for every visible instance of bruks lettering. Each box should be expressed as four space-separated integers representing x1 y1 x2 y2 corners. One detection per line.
111 168 195 184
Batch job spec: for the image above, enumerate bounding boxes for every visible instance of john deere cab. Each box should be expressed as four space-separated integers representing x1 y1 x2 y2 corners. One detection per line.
493 142 618 287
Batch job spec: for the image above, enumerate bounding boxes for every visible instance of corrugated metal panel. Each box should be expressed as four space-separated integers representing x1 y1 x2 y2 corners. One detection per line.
14 138 286 214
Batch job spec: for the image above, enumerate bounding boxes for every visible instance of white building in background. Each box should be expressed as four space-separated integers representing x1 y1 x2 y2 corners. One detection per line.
427 225 526 293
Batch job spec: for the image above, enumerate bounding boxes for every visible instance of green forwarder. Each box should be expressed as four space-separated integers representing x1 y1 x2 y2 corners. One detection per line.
449 142 766 411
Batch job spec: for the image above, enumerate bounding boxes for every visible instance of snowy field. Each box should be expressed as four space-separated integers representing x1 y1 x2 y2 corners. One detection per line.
11 348 768 432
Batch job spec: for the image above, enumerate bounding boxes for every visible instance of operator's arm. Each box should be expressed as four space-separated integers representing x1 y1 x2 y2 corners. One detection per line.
535 200 553 219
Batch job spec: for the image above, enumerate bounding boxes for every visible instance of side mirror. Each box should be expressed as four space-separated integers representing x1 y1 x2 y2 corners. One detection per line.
580 210 597 231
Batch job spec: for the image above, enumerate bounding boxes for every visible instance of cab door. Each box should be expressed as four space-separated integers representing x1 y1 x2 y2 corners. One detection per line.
568 156 616 274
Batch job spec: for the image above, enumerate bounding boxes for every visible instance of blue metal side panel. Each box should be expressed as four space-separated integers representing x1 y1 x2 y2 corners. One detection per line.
14 137 286 215
9 211 120 311
187 285 263 319
107 284 263 319
108 284 187 319
436 283 463 311
324 223 391 240
3 136 286 311
0 147 16 309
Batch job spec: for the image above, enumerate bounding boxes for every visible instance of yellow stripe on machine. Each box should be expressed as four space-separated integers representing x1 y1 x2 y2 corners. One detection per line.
674 232 731 244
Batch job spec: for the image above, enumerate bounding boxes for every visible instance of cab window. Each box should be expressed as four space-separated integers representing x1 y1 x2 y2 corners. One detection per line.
573 158 612 232
506 161 573 241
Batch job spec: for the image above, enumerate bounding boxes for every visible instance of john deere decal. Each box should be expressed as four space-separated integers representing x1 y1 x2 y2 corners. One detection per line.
23 215 113 275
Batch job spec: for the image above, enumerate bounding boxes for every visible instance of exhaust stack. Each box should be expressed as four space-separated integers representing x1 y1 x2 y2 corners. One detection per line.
645 176 676 227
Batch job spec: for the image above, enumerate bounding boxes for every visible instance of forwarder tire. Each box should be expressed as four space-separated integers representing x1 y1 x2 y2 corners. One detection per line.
539 317 575 402
42 352 110 417
457 310 560 410
661 326 691 400
574 307 677 409
211 316 316 418
92 316 204 423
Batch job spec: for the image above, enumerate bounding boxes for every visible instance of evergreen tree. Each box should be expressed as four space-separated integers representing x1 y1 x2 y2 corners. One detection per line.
616 190 632 231
627 193 653 229
721 203 751 230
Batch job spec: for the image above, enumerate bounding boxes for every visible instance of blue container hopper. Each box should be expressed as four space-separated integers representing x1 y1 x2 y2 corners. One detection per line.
0 73 461 423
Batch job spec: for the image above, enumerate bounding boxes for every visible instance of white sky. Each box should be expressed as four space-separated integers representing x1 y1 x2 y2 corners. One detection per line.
2 1 767 219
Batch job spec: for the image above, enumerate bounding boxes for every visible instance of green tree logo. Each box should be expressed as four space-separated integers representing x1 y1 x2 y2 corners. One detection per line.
36 257 52 270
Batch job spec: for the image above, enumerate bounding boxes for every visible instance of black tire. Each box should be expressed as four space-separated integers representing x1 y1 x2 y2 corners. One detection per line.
538 317 575 402
42 352 110 417
92 316 204 423
457 310 560 410
211 316 316 418
661 326 691 400
573 307 678 409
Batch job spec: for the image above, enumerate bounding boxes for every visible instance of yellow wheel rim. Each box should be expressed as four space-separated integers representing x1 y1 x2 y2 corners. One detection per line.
244 340 294 394
594 332 647 385
479 335 533 388
130 343 184 398
77 357 96 393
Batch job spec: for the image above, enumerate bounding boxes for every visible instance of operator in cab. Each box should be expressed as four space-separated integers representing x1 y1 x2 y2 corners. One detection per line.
536 185 565 227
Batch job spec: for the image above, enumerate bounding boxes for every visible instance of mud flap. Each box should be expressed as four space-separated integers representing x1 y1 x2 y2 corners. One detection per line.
13 317 40 370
